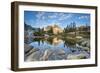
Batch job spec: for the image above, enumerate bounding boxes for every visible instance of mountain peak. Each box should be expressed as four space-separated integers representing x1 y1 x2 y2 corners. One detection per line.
44 24 63 34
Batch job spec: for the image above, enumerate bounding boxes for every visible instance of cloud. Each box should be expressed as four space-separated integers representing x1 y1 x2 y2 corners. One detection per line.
58 13 73 21
79 16 89 19
47 13 58 19
36 12 46 20
41 16 46 20
48 15 57 19
47 13 73 21
35 12 47 28
35 12 74 28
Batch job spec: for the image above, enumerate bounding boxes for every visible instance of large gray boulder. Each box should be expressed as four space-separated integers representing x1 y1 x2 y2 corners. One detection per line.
25 47 40 57
40 49 53 61
25 51 41 61
67 53 87 60
56 49 66 55
24 43 33 54
24 44 40 61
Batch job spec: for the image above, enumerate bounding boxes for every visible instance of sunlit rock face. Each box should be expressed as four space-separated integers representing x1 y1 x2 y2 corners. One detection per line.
44 24 63 35
52 25 63 34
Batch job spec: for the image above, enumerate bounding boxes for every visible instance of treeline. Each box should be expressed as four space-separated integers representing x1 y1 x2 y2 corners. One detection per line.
34 27 54 36
63 22 90 33
33 28 45 36
24 22 90 37
64 22 76 33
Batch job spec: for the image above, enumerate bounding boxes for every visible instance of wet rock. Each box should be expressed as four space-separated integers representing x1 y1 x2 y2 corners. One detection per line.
56 49 66 55
86 41 90 48
25 47 40 57
77 39 84 45
25 51 41 61
40 49 53 61
76 44 90 52
77 39 90 48
48 49 67 60
83 47 90 52
24 43 33 54
81 41 87 47
24 43 40 61
67 53 87 59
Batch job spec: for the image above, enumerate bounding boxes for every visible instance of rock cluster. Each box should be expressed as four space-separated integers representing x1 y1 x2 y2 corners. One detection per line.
24 38 90 61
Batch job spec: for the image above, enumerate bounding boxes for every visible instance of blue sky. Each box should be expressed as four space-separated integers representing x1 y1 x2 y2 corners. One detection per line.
24 11 90 29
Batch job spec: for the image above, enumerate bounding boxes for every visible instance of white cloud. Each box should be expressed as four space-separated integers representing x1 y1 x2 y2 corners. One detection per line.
35 12 47 27
79 16 89 19
48 15 57 19
58 13 73 21
46 12 73 21
47 13 58 19
36 12 45 20
41 16 46 20
35 12 74 28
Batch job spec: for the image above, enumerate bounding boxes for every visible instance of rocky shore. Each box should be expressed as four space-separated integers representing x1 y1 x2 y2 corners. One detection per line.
24 39 90 61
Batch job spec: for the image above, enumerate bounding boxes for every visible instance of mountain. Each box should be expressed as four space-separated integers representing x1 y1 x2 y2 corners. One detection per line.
24 23 34 31
44 24 63 35
24 22 41 32
24 23 41 43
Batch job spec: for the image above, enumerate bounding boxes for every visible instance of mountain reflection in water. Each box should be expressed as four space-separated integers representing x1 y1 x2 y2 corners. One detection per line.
25 37 90 61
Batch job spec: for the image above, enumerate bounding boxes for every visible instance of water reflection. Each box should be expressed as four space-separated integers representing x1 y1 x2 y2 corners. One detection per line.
25 37 90 61
30 37 76 49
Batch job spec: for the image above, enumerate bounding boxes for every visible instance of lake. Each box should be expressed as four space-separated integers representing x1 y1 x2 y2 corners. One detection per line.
24 36 90 61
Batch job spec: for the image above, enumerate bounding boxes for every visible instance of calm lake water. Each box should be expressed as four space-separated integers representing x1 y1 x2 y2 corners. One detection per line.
30 37 75 51
26 37 90 61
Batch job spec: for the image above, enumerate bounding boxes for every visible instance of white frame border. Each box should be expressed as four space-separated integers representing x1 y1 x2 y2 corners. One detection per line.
18 5 96 68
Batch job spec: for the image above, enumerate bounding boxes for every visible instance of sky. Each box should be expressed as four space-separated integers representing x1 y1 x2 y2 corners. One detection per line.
24 11 90 29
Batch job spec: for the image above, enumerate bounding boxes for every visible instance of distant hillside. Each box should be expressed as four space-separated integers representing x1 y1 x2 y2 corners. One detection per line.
24 23 34 31
24 22 40 32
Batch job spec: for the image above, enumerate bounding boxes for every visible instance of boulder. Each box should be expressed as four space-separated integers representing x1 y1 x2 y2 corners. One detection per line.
24 44 40 58
40 49 53 61
81 41 87 47
24 43 33 54
67 53 87 59
76 44 90 52
86 41 90 48
25 51 41 61
56 49 66 55
77 39 90 48
25 47 40 57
